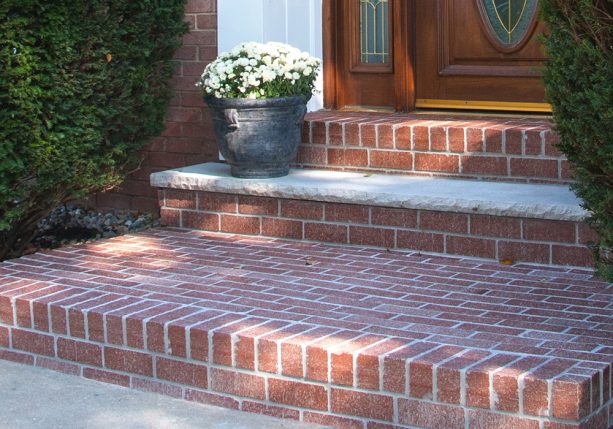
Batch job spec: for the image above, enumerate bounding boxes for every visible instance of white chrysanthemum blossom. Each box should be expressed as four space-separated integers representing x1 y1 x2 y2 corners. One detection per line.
197 41 321 99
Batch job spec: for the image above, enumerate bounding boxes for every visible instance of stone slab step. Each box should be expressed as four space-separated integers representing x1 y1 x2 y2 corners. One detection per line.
0 229 611 429
298 111 569 184
151 163 597 267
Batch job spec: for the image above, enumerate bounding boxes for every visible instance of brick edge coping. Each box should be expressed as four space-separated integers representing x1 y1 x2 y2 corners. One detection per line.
0 296 611 429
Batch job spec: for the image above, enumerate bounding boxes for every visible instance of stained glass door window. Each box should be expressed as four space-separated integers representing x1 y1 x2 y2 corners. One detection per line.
478 0 539 50
360 0 390 64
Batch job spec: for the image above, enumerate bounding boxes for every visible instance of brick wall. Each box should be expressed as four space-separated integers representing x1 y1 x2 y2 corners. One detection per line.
94 0 219 212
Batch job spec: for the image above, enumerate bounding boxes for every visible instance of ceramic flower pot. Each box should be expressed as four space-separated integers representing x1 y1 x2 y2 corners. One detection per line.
206 95 308 179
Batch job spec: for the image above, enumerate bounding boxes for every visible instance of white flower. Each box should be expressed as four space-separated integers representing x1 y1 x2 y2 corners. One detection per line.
198 41 321 99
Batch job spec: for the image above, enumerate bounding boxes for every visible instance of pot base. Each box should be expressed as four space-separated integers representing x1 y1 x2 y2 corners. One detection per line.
230 165 290 179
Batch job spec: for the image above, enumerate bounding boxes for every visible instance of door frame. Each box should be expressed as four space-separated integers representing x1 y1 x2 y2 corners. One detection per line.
323 0 416 112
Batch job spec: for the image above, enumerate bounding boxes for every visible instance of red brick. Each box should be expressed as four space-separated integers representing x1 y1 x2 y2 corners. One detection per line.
281 200 324 220
498 241 550 264
360 123 377 147
413 125 430 150
395 126 411 149
210 367 265 400
493 356 546 413
544 131 563 157
83 368 130 387
344 122 360 146
156 357 207 389
511 158 559 179
330 335 385 386
306 331 362 383
506 128 524 154
465 354 518 409
325 203 369 223
235 321 289 371
350 226 395 248
370 150 412 170
328 122 343 145
296 145 327 164
420 211 468 234
525 130 543 155
371 207 417 229
328 148 369 167
523 359 577 417
446 236 496 259
165 190 196 209
57 338 102 367
524 219 576 243
415 153 459 173
182 211 219 231
242 402 300 421
357 339 410 391
437 350 491 404
189 314 246 362
304 412 364 429
0 296 13 324
238 196 279 216
36 357 80 376
257 324 313 374
104 347 153 377
132 378 183 398
262 218 302 239
470 215 521 239
552 376 591 420
0 326 8 348
12 329 54 356
185 0 215 13
467 409 539 429
377 124 394 149
305 223 348 244
398 399 465 429
196 14 217 30
409 346 464 400
185 389 240 409
220 215 261 235
312 121 327 144
448 126 467 152
484 128 503 152
578 224 600 245
397 230 445 253
268 378 328 410
281 341 305 378
430 126 447 151
160 208 180 227
466 127 484 152
198 192 237 212
461 156 508 176
331 388 394 421
0 349 34 365
552 246 594 267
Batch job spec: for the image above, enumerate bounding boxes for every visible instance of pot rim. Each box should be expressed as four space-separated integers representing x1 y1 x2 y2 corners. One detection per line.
204 95 309 108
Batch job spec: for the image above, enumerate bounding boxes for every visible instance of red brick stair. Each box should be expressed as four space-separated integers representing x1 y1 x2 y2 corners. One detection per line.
0 229 611 429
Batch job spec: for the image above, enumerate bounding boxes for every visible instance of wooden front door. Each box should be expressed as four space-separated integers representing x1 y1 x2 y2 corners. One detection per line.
324 0 549 112
414 0 548 111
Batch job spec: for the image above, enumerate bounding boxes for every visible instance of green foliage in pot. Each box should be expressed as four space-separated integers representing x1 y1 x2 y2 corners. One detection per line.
0 0 188 260
540 0 613 279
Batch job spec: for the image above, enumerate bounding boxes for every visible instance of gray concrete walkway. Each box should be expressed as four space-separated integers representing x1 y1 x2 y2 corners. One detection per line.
0 360 328 429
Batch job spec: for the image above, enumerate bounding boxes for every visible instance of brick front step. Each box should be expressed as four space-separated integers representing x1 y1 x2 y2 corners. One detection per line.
152 163 596 267
298 111 569 184
0 229 611 429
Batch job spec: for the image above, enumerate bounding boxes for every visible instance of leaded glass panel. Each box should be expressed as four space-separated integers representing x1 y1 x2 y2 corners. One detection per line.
480 0 539 48
360 0 389 64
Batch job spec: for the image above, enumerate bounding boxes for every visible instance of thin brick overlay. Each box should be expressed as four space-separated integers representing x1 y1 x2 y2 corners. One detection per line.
1 228 611 429
160 190 596 267
297 112 568 185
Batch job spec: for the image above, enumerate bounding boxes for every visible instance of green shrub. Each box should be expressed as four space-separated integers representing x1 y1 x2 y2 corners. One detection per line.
0 0 188 260
540 0 613 279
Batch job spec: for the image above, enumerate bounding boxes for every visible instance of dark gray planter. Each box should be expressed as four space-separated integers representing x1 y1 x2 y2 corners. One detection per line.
205 95 308 178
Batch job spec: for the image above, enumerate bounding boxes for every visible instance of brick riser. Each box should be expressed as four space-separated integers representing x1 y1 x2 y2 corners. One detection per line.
159 190 597 267
0 297 610 429
297 112 570 184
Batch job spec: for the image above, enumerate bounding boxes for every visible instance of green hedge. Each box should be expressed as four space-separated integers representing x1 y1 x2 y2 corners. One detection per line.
0 0 188 260
540 0 613 279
